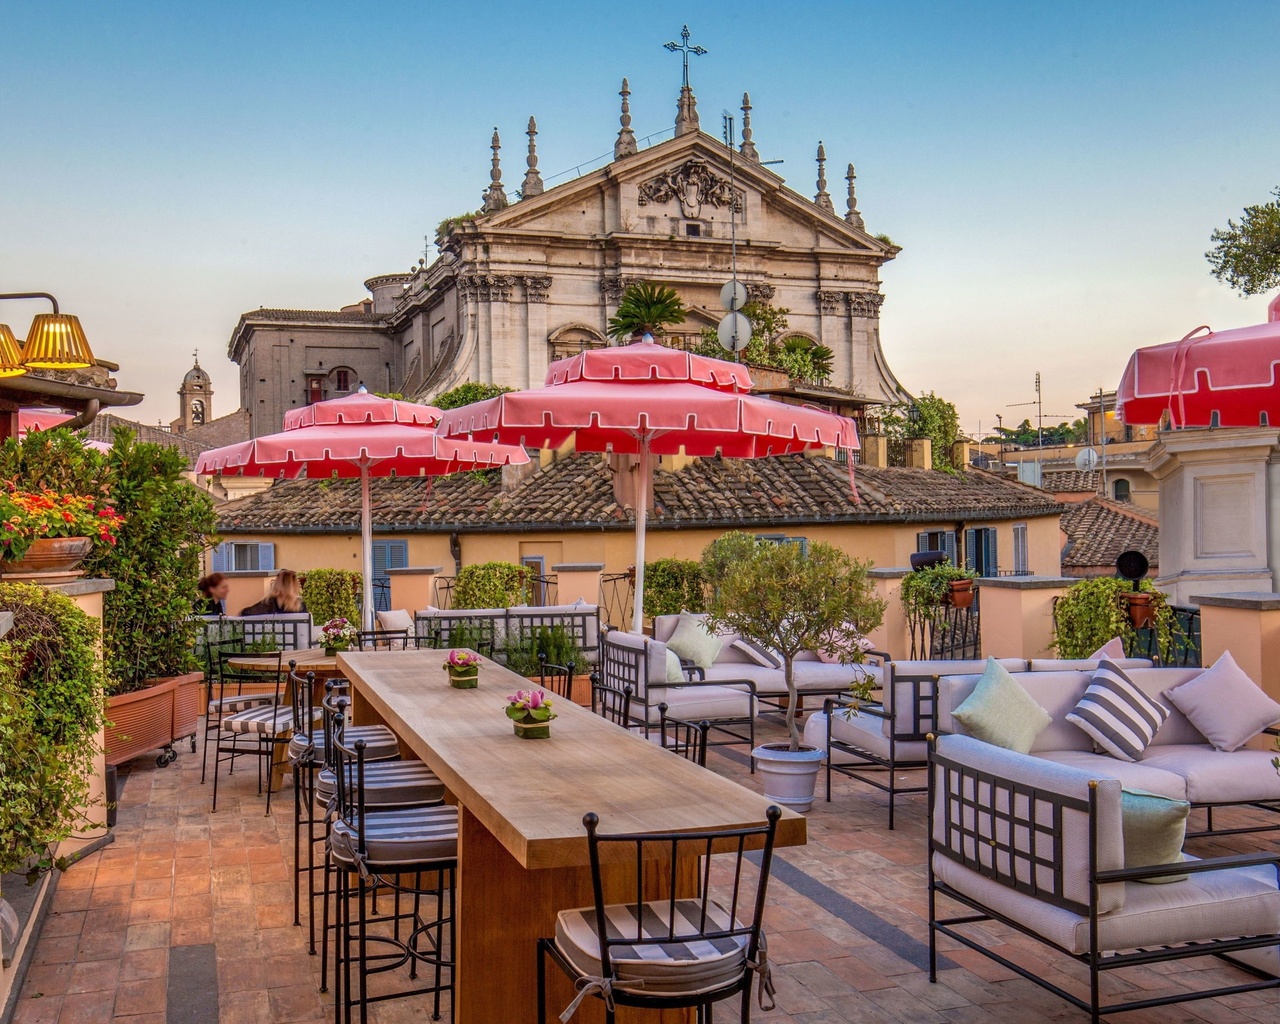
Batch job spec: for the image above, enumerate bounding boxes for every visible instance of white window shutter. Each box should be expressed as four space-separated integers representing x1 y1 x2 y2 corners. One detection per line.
210 542 231 573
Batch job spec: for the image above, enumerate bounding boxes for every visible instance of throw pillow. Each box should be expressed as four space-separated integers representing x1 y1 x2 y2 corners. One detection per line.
730 638 781 669
665 648 687 684
1121 789 1190 884
1065 660 1169 762
376 608 414 632
952 658 1052 754
665 611 723 671
1089 637 1126 660
1163 651 1280 752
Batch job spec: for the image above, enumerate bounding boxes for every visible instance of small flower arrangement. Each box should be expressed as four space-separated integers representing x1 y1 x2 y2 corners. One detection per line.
319 617 358 654
444 648 482 688
505 688 557 739
0 487 124 562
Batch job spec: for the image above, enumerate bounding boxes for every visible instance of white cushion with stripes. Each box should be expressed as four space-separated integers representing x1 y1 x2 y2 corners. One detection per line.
1066 660 1170 762
555 899 749 996
316 759 445 808
287 724 400 764
222 704 314 737
329 804 457 868
208 693 275 716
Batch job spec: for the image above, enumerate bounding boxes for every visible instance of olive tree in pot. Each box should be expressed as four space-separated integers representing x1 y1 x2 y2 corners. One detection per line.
701 532 885 811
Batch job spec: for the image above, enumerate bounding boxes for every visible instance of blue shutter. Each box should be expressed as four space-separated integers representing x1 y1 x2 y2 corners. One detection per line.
964 529 977 571
210 542 231 573
983 529 998 577
916 531 929 553
257 543 275 572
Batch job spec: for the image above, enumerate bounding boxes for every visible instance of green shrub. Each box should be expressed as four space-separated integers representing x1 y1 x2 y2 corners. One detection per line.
503 625 585 676
453 561 531 609
0 427 108 496
0 582 105 880
433 381 514 411
642 559 705 618
300 569 361 625
899 562 978 631
1053 576 1178 661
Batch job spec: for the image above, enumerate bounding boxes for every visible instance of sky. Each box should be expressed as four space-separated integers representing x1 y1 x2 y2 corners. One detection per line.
3 1 1278 437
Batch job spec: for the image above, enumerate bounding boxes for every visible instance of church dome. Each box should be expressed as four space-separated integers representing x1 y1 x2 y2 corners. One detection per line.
183 355 210 385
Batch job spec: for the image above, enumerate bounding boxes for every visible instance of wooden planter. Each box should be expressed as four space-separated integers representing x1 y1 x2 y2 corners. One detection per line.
104 677 177 767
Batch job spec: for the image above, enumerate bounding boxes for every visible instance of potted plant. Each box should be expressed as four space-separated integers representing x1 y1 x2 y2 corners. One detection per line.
319 617 358 656
1124 591 1155 628
701 532 886 811
1052 576 1178 661
0 583 105 933
444 649 482 688
0 487 123 576
504 688 557 738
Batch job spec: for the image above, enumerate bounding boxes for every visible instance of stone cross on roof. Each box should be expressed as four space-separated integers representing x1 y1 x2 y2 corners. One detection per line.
663 24 707 89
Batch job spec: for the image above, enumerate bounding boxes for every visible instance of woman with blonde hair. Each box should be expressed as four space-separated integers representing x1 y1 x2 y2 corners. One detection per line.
240 569 306 616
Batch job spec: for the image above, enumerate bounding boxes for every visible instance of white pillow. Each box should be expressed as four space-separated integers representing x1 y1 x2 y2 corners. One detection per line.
665 611 723 670
1090 637 1126 660
730 638 782 669
376 608 414 632
665 648 687 683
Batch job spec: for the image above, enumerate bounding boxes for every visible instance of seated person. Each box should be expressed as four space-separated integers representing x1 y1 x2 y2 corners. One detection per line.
196 572 230 615
240 568 307 616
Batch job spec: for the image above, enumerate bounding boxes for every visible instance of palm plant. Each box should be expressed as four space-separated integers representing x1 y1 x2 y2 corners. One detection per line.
607 282 686 341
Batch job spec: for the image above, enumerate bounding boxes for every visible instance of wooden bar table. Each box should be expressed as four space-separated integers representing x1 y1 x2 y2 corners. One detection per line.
338 650 806 1024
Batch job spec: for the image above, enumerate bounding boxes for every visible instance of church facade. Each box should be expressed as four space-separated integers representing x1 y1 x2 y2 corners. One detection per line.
227 79 911 437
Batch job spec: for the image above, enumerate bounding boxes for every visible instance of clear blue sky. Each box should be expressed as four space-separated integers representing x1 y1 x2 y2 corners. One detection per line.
3 1 1278 435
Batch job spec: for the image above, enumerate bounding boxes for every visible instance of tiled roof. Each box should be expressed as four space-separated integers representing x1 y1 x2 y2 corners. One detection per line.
1042 469 1100 493
215 453 1062 534
84 413 212 469
237 308 385 325
182 409 251 449
1060 497 1158 571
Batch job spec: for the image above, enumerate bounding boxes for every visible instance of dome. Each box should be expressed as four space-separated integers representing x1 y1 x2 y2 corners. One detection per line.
183 353 210 385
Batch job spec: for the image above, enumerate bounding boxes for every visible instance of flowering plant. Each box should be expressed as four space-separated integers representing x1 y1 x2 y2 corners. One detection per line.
444 649 482 670
319 617 358 650
504 689 556 723
0 487 124 562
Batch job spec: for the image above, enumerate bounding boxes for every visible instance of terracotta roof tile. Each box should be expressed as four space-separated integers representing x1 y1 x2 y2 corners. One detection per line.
84 413 211 469
215 453 1062 534
1042 469 1100 493
1060 497 1158 572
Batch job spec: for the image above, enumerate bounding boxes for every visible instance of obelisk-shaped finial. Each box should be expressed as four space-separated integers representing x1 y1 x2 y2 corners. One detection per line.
844 162 864 229
739 92 759 161
814 141 834 213
483 128 508 212
615 78 638 158
522 117 544 198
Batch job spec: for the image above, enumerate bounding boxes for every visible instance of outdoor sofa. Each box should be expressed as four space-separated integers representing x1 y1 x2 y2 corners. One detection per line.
929 732 1280 1020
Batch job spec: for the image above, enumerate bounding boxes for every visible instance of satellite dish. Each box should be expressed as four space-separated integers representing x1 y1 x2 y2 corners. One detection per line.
717 311 751 353
720 280 748 312
1116 549 1149 584
1075 446 1099 472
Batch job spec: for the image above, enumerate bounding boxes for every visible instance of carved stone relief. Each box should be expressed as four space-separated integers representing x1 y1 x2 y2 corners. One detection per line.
637 158 744 218
458 273 517 302
522 275 552 303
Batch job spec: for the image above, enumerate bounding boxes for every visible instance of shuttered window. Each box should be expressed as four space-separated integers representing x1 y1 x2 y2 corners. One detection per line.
916 530 957 564
371 540 409 612
1013 523 1029 575
964 528 999 577
210 541 275 573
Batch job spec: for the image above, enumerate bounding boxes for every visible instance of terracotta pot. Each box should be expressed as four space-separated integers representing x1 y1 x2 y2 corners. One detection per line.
945 579 975 610
105 677 178 766
0 536 93 575
1126 592 1155 629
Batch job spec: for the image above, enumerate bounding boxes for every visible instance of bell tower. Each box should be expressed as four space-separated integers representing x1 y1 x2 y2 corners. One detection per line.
173 350 212 434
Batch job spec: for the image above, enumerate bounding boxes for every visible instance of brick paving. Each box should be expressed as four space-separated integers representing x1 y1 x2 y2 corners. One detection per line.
10 715 1280 1023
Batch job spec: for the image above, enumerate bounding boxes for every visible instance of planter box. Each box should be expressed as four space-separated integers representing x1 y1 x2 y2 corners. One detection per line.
105 678 177 766
169 671 205 750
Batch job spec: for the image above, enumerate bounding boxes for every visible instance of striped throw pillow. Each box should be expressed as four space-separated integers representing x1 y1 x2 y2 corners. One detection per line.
1066 660 1169 762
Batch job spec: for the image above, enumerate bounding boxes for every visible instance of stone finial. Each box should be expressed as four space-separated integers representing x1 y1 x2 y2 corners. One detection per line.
522 117 544 198
615 78 638 159
675 84 700 136
814 141 834 213
483 127 508 212
845 163 864 229
739 92 759 161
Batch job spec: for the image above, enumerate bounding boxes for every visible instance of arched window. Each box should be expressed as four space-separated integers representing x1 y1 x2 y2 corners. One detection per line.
191 399 205 425
1113 478 1131 502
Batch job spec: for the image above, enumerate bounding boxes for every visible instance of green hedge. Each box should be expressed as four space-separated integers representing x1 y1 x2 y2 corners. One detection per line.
453 561 532 609
642 559 706 618
300 569 361 625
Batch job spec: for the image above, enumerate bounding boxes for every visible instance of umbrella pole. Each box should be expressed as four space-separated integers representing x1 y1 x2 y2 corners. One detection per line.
630 440 650 634
361 462 374 632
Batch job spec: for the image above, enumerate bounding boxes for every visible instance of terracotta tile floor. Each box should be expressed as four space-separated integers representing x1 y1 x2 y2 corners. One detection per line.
10 716 1280 1023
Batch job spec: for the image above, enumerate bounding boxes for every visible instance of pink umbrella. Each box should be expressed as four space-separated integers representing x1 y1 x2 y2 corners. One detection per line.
1117 294 1280 428
435 340 859 632
195 390 529 628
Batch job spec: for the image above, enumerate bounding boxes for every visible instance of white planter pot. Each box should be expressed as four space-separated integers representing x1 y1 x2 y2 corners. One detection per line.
751 743 824 813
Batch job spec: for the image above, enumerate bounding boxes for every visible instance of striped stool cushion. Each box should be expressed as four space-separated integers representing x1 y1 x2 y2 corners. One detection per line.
208 693 274 716
555 899 748 996
287 724 400 765
317 760 444 808
329 804 458 868
222 704 315 737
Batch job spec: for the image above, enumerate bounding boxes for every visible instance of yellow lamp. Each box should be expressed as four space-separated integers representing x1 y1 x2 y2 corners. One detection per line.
22 313 94 369
0 325 26 377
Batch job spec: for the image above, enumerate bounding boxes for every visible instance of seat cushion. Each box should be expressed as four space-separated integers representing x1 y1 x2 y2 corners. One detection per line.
317 759 445 808
1035 750 1187 800
934 855 1280 956
208 693 274 716
287 724 400 764
222 704 307 736
1138 745 1280 804
645 685 754 725
822 709 927 763
330 804 457 868
555 899 748 996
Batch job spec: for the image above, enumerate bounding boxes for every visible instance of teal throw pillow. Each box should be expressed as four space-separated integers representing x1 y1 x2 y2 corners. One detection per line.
1121 789 1190 884
952 657 1052 754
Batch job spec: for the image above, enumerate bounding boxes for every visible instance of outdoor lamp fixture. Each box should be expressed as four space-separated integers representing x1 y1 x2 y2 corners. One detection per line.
0 325 25 378
0 292 96 372
907 403 921 425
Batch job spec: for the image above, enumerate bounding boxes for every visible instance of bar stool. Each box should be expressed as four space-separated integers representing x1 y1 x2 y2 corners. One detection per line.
290 672 400 953
329 712 457 1024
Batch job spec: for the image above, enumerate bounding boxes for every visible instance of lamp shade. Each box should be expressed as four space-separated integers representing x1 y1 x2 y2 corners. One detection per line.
22 313 94 369
0 325 26 378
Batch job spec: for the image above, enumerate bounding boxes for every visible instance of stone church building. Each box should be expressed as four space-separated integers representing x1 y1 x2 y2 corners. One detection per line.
228 76 910 437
